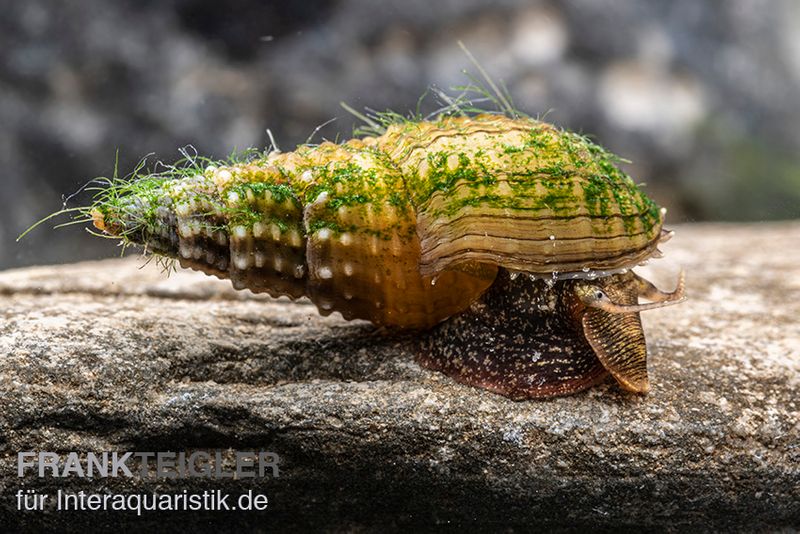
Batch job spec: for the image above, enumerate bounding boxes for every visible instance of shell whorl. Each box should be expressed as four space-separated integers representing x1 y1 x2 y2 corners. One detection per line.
94 115 664 328
379 115 663 277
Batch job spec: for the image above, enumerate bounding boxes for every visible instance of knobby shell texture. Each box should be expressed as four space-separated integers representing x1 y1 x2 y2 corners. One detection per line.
92 114 663 328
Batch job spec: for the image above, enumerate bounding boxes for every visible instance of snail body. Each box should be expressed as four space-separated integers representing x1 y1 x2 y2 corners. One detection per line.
90 114 684 398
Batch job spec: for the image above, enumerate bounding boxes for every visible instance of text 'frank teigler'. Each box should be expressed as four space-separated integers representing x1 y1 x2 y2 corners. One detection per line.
17 451 281 479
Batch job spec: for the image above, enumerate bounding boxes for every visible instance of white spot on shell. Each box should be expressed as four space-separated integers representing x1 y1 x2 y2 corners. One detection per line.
446 153 460 172
549 235 556 240
319 300 334 311
227 191 240 204
315 191 329 204
318 266 333 279
370 235 379 255
288 229 302 247
254 252 266 268
252 222 265 238
339 232 353 246
343 262 354 276
215 169 233 187
317 228 331 241
233 226 247 239
300 170 313 183
270 223 281 241
343 290 354 300
179 243 192 259
293 264 305 279
233 253 249 270
176 203 190 217
273 256 284 272
216 231 227 246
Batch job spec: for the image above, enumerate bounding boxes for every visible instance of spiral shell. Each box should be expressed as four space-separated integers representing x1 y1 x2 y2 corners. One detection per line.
92 114 667 329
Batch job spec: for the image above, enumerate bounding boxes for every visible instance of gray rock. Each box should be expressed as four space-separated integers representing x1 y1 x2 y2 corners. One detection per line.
1 222 799 530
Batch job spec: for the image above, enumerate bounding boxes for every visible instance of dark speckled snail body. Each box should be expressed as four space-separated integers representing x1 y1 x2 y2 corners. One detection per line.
86 114 685 399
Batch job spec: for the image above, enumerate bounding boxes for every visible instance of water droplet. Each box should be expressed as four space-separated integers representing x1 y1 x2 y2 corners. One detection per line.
549 235 555 240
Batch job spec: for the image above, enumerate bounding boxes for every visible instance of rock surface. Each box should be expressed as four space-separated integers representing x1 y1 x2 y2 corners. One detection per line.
1 222 799 531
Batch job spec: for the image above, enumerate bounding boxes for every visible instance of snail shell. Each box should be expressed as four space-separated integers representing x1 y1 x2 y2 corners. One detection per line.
92 114 667 329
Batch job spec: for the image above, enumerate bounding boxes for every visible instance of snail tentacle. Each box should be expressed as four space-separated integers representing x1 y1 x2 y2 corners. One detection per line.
574 270 685 314
634 269 685 304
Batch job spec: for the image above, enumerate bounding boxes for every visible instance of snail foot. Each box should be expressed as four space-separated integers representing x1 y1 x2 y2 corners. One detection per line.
417 269 608 400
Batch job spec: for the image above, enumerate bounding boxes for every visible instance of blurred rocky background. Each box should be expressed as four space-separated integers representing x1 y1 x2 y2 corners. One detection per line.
3 0 800 269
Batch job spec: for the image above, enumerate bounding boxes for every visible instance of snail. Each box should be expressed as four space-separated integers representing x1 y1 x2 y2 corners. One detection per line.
60 112 685 400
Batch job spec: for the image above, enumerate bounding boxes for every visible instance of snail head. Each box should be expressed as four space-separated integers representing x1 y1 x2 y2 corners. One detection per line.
574 270 686 314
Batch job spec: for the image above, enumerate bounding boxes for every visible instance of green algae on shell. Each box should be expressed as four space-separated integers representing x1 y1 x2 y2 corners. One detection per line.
82 114 670 329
